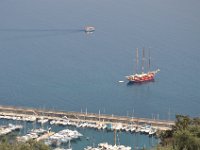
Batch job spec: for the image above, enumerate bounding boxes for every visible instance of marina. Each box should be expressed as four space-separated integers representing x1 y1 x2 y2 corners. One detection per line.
0 118 158 150
0 105 174 132
0 105 175 149
0 108 164 150
0 119 157 149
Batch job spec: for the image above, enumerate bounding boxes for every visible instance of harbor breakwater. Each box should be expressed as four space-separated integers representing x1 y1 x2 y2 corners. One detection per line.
0 105 174 131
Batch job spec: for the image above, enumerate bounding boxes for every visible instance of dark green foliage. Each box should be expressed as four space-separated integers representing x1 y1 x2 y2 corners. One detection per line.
174 130 200 150
159 130 174 147
158 115 200 150
0 137 50 150
174 115 191 131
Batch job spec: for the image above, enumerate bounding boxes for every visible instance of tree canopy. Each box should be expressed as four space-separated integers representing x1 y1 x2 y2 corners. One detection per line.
158 115 200 150
0 137 50 150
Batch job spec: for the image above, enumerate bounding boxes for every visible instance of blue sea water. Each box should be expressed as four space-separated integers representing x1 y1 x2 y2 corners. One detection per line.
0 0 200 118
0 0 200 149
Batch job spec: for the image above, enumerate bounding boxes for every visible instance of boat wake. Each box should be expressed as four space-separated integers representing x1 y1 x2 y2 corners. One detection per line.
0 28 83 41
0 28 83 33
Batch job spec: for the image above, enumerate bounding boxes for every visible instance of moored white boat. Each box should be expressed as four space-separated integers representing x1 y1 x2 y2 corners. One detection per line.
149 127 157 135
84 142 132 150
45 129 82 147
38 118 49 124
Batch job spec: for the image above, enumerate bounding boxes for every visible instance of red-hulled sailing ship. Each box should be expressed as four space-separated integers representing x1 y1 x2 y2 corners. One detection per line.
126 48 160 83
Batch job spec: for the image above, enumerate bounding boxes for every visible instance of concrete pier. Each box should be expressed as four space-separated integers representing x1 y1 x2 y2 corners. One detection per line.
0 105 174 131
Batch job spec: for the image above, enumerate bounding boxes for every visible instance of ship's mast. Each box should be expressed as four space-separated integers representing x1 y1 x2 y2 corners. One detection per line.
148 48 151 71
142 48 145 73
135 48 139 74
114 128 116 146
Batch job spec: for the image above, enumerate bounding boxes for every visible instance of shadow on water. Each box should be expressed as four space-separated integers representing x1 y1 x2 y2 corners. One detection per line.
126 80 155 86
0 28 85 41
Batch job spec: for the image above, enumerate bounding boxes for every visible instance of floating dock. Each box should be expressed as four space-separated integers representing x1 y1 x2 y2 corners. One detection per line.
0 105 174 131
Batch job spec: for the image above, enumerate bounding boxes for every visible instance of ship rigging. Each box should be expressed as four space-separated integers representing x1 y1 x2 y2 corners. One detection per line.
126 48 160 83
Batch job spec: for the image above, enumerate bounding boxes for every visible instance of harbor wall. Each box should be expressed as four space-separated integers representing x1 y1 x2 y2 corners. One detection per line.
0 105 174 131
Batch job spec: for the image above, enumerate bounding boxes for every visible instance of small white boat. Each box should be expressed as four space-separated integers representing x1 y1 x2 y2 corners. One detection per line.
149 127 157 135
135 126 141 132
38 118 48 124
85 26 95 32
46 129 82 146
130 126 136 132
85 142 132 150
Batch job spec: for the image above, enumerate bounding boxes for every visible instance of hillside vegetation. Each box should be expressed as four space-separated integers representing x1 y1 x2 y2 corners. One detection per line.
157 115 200 150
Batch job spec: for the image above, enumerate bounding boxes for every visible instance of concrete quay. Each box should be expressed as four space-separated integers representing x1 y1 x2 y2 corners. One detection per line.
0 105 174 131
